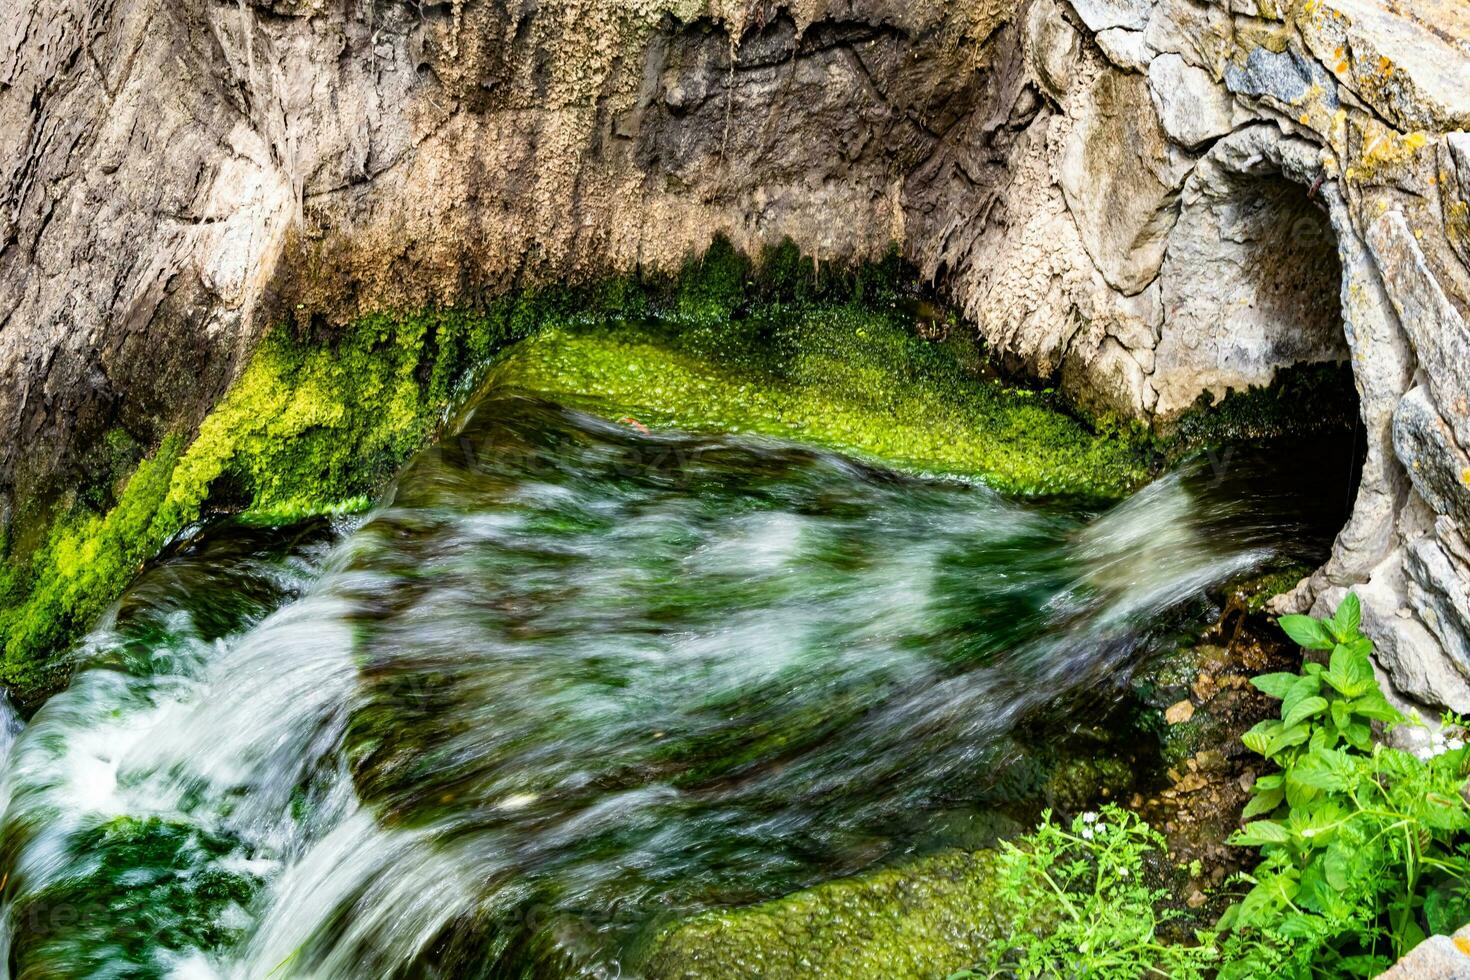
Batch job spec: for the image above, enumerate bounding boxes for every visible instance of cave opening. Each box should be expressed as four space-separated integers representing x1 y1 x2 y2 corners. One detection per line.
1157 167 1367 568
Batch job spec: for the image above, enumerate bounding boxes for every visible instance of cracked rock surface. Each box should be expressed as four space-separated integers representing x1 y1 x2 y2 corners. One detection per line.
4 0 1470 720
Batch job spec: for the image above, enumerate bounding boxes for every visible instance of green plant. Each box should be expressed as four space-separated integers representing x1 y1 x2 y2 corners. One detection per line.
1217 594 1470 978
953 806 1220 979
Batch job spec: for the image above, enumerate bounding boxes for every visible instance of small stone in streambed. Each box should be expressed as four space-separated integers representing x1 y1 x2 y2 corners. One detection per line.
1165 699 1196 725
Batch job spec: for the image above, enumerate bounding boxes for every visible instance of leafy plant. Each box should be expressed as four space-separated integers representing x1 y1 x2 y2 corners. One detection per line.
1217 593 1470 978
953 806 1220 979
951 594 1470 979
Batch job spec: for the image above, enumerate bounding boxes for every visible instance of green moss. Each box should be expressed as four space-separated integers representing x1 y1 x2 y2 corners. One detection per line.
1043 754 1138 812
490 312 1150 499
1157 362 1360 462
8 816 261 975
18 235 1323 711
0 306 542 708
640 850 1007 979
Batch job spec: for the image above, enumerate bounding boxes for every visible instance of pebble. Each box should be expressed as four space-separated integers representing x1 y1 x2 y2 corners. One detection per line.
1165 699 1196 724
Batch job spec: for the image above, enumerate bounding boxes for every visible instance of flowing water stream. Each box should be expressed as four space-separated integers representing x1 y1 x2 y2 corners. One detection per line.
0 390 1356 979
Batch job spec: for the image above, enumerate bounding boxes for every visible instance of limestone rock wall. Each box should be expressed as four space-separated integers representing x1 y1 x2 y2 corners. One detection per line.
0 0 1009 527
4 0 1470 713
918 0 1470 715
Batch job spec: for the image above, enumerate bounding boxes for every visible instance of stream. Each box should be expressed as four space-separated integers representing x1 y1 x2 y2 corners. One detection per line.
0 390 1356 978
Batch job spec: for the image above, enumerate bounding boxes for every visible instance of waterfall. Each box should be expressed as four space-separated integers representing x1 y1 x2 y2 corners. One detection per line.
0 394 1345 979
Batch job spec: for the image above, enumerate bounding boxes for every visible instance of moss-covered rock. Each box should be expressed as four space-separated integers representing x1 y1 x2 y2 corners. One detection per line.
0 305 537 708
641 850 1006 980
0 239 1153 710
7 815 263 976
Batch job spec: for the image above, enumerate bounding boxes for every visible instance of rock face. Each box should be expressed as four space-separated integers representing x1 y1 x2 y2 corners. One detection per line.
0 0 1010 532
908 0 1470 719
4 0 1470 716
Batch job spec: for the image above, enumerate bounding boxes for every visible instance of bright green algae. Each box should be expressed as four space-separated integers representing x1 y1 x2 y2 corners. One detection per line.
488 313 1150 499
0 307 535 706
641 850 1008 979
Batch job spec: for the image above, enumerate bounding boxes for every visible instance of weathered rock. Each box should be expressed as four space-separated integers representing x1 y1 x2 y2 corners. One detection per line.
1066 0 1153 33
1144 0 1232 75
1059 66 1193 294
1394 387 1470 530
1147 53 1234 149
1095 28 1153 73
6 0 1470 723
1152 127 1346 415
1030 0 1083 98
1297 0 1470 134
0 0 1009 533
1379 928 1470 979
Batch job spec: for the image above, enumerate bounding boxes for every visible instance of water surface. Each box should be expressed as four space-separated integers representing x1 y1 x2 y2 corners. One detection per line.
0 392 1352 978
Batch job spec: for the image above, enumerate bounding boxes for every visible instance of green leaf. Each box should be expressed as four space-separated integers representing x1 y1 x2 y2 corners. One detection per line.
1426 881 1470 935
1242 788 1285 819
1289 757 1347 793
1343 721 1373 751
1254 773 1284 791
1324 842 1352 890
1338 955 1393 978
1391 915 1426 957
1415 793 1470 832
1215 902 1241 931
1252 672 1301 700
1285 772 1322 809
1234 820 1291 846
1326 643 1377 698
1332 593 1362 640
1265 723 1311 757
1243 719 1282 756
1279 614 1337 650
1284 695 1330 728
1350 692 1404 724
1281 674 1324 720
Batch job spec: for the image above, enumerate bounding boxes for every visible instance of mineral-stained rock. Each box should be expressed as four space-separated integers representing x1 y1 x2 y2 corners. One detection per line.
1296 0 1470 134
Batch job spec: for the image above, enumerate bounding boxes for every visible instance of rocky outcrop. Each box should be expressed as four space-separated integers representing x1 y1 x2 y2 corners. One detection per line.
0 0 1010 532
907 0 1470 717
4 0 1470 716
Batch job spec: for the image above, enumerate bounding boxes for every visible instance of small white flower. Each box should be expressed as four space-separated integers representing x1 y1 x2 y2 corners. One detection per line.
1096 822 1108 834
1081 827 1094 840
1119 867 1130 878
1082 812 1099 824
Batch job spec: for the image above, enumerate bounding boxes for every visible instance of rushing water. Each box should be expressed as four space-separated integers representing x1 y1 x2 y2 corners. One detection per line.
0 391 1356 979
